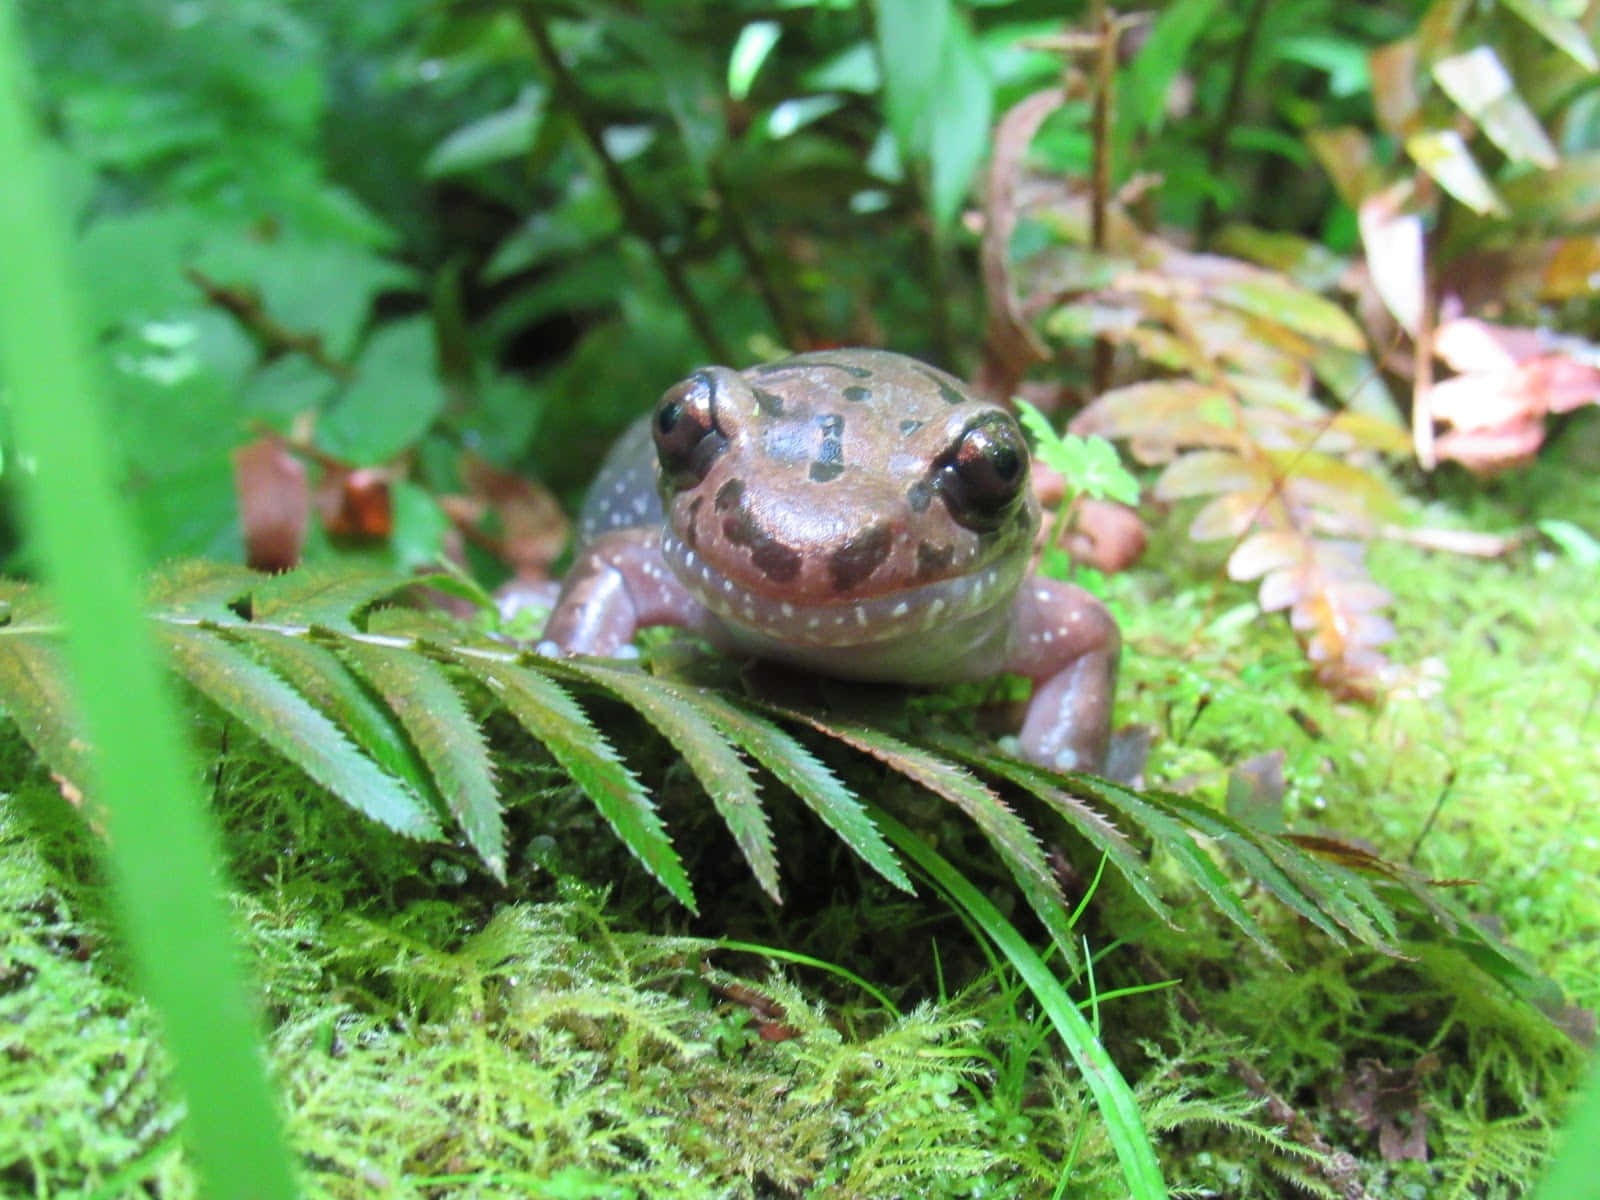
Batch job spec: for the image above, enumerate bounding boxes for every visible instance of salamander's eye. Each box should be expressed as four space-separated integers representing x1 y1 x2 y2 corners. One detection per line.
936 413 1029 530
652 371 726 485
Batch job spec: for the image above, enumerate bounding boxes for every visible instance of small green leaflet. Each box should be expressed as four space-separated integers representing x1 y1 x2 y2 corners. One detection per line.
1017 401 1141 506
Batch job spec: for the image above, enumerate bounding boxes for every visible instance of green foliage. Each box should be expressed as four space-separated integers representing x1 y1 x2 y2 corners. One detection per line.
0 11 298 1195
5 0 1600 1194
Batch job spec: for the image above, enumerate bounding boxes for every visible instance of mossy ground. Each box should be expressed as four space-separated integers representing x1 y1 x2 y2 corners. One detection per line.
3 425 1597 1198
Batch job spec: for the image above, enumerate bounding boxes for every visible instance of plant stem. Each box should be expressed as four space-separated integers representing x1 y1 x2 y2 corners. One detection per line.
186 266 356 381
1089 3 1116 400
712 159 809 349
926 224 957 368
1198 0 1271 242
520 8 734 363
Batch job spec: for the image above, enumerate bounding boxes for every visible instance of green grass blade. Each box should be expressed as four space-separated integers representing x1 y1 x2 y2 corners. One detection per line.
345 641 505 880
870 805 1169 1199
547 659 780 902
1533 1057 1600 1200
0 13 299 1196
471 657 696 911
162 624 442 838
703 695 913 893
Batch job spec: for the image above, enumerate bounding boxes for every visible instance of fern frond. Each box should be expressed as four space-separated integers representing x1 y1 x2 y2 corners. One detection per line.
346 642 503 881
927 732 1173 927
771 707 1078 965
469 657 694 911
160 623 442 839
544 658 778 902
0 565 1550 1001
688 688 913 895
0 580 90 793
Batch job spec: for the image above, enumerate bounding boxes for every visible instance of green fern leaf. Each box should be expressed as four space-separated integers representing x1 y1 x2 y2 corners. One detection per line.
469 657 695 911
698 694 913 895
775 708 1076 963
248 565 416 629
145 560 261 618
160 623 442 838
0 583 90 790
344 642 505 882
926 733 1174 927
1071 773 1281 960
230 629 433 796
546 659 779 902
1253 828 1400 952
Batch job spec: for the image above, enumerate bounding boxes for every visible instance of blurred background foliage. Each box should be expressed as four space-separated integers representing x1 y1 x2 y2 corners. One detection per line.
20 0 1593 583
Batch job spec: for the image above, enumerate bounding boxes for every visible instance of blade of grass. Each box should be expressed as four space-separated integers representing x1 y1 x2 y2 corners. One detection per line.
869 805 1168 1199
0 11 298 1199
1533 1057 1600 1200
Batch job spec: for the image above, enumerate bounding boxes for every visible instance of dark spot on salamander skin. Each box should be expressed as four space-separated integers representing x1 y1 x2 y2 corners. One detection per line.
916 541 956 580
753 387 785 416
684 496 702 548
830 522 892 592
914 366 969 406
899 418 924 435
905 480 933 513
842 385 871 403
719 486 803 582
810 413 845 483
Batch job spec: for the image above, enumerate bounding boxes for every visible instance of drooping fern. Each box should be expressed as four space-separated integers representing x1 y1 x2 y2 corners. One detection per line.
0 561 1535 984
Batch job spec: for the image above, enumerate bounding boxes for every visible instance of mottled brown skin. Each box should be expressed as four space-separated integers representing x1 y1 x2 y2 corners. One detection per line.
542 349 1120 771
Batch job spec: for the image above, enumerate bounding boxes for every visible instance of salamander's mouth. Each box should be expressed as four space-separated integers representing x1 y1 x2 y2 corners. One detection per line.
661 531 1023 648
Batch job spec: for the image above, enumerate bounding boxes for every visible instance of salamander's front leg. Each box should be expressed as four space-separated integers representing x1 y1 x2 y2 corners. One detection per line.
1006 578 1120 772
539 529 706 656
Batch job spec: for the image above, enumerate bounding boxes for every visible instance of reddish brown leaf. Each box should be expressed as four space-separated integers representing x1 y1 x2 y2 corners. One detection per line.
1189 489 1274 541
233 437 309 572
1229 531 1305 583
976 87 1067 402
1307 127 1383 208
457 453 570 577
315 466 394 541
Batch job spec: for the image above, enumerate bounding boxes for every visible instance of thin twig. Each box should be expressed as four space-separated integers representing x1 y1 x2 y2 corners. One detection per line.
184 267 355 382
519 8 733 363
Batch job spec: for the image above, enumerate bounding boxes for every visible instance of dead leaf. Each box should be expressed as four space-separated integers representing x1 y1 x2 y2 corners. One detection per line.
456 453 570 578
233 437 309 571
1336 1056 1437 1162
976 87 1067 403
315 466 394 541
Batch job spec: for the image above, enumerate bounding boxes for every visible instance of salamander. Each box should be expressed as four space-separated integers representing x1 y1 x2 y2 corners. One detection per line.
540 349 1119 772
